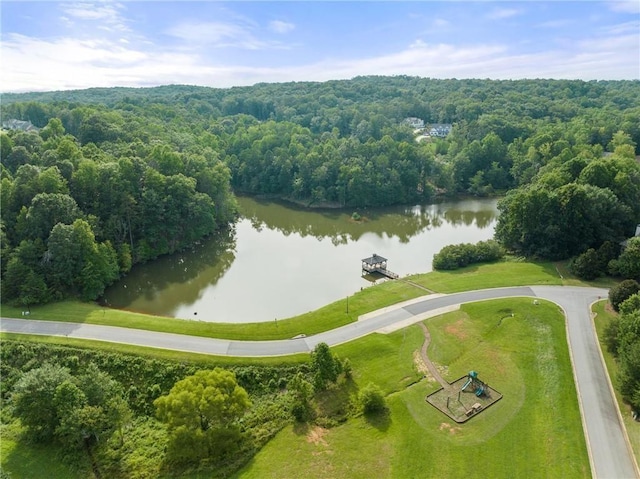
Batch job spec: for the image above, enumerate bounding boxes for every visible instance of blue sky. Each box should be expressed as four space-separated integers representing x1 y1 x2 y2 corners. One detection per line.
2 1 639 92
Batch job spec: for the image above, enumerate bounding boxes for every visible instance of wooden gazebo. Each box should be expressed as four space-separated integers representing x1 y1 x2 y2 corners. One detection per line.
361 254 398 279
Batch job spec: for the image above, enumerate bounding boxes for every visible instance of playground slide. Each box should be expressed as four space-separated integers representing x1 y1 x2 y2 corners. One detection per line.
461 377 473 391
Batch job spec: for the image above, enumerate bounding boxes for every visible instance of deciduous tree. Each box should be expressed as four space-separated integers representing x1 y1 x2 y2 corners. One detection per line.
154 369 251 462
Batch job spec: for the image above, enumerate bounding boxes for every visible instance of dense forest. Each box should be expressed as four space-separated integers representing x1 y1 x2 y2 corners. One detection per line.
2 77 640 307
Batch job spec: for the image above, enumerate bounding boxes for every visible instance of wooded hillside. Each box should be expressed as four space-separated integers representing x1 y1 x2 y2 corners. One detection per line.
2 77 639 305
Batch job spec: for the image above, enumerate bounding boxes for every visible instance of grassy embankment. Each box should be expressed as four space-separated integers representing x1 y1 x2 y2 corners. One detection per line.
1 259 573 343
234 298 589 478
592 301 640 466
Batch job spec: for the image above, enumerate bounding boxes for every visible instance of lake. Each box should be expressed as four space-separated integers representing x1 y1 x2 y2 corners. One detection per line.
102 196 499 323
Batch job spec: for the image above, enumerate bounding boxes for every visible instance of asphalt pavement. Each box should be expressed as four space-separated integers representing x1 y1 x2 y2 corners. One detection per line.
1 285 637 478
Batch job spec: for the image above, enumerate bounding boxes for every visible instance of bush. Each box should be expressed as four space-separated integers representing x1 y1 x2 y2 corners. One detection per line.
358 383 386 414
570 248 600 280
597 241 620 271
432 240 505 271
609 279 640 312
604 318 620 355
608 237 640 281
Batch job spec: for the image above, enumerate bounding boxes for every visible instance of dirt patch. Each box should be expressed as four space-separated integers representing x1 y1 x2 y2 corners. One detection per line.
312 450 334 456
413 350 431 378
306 426 329 446
438 422 462 435
445 319 468 340
604 302 616 314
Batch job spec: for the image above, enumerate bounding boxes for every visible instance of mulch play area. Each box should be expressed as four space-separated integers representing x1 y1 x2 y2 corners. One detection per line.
426 375 503 423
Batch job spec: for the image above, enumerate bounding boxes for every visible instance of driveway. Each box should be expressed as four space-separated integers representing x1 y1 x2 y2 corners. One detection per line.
1 285 637 478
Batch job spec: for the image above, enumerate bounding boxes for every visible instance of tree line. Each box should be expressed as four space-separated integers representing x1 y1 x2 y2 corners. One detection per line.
2 77 640 307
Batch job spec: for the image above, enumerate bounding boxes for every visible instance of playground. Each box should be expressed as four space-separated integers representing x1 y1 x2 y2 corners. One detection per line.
426 371 503 423
416 321 503 422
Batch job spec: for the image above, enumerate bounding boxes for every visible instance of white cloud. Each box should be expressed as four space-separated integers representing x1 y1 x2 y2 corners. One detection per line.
269 20 295 34
432 18 451 29
59 1 129 32
608 0 640 14
2 21 638 93
61 2 123 21
537 19 574 29
486 8 522 20
165 20 289 50
166 21 248 45
597 20 640 35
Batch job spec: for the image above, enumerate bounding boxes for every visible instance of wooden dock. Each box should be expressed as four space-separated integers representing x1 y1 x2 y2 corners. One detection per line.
371 267 399 279
361 253 399 280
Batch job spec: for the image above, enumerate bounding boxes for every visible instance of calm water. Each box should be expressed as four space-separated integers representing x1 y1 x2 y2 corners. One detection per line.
102 196 499 323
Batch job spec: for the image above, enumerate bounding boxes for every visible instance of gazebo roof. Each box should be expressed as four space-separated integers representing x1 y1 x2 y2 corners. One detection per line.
362 253 387 265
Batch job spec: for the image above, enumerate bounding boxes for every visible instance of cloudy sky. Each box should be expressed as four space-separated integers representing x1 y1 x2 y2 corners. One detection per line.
2 1 639 92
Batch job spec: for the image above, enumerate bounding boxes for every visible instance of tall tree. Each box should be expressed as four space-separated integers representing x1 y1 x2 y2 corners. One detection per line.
154 368 251 462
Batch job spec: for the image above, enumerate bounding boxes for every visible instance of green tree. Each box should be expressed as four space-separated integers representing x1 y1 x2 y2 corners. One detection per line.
609 237 640 281
11 362 130 452
2 241 49 307
0 131 13 159
358 383 387 414
287 372 314 422
47 219 119 299
570 248 601 280
609 280 640 312
4 146 32 173
19 192 81 241
40 118 66 141
310 342 342 391
11 363 74 441
616 309 640 410
154 369 251 462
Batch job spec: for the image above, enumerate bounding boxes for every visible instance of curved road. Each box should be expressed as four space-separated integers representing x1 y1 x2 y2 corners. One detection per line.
1 285 637 478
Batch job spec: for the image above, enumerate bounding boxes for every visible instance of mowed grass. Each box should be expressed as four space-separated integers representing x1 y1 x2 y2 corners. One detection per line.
235 298 590 478
592 301 640 465
410 258 562 293
1 260 569 341
0 279 425 341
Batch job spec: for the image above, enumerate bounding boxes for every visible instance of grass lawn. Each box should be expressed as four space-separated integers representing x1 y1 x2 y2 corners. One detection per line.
0 279 425 341
0 422 91 479
592 301 640 466
409 258 563 293
1 259 578 342
234 298 590 478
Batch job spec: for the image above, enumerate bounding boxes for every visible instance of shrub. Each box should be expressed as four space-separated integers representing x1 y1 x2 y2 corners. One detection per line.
358 383 386 414
609 279 640 312
570 248 600 280
608 237 640 281
604 318 620 355
432 240 505 271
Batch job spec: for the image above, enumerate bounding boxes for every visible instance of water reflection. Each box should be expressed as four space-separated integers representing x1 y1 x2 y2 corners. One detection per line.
240 197 497 245
103 196 498 323
102 227 237 313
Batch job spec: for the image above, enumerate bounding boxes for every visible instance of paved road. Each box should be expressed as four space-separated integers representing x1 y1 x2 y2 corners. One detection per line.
1 285 637 478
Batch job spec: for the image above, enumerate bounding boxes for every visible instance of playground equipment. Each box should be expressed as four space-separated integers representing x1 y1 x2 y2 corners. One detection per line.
461 370 487 397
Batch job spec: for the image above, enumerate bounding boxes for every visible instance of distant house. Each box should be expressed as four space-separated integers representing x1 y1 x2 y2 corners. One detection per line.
1 119 39 132
427 124 453 138
620 224 640 249
403 117 425 129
